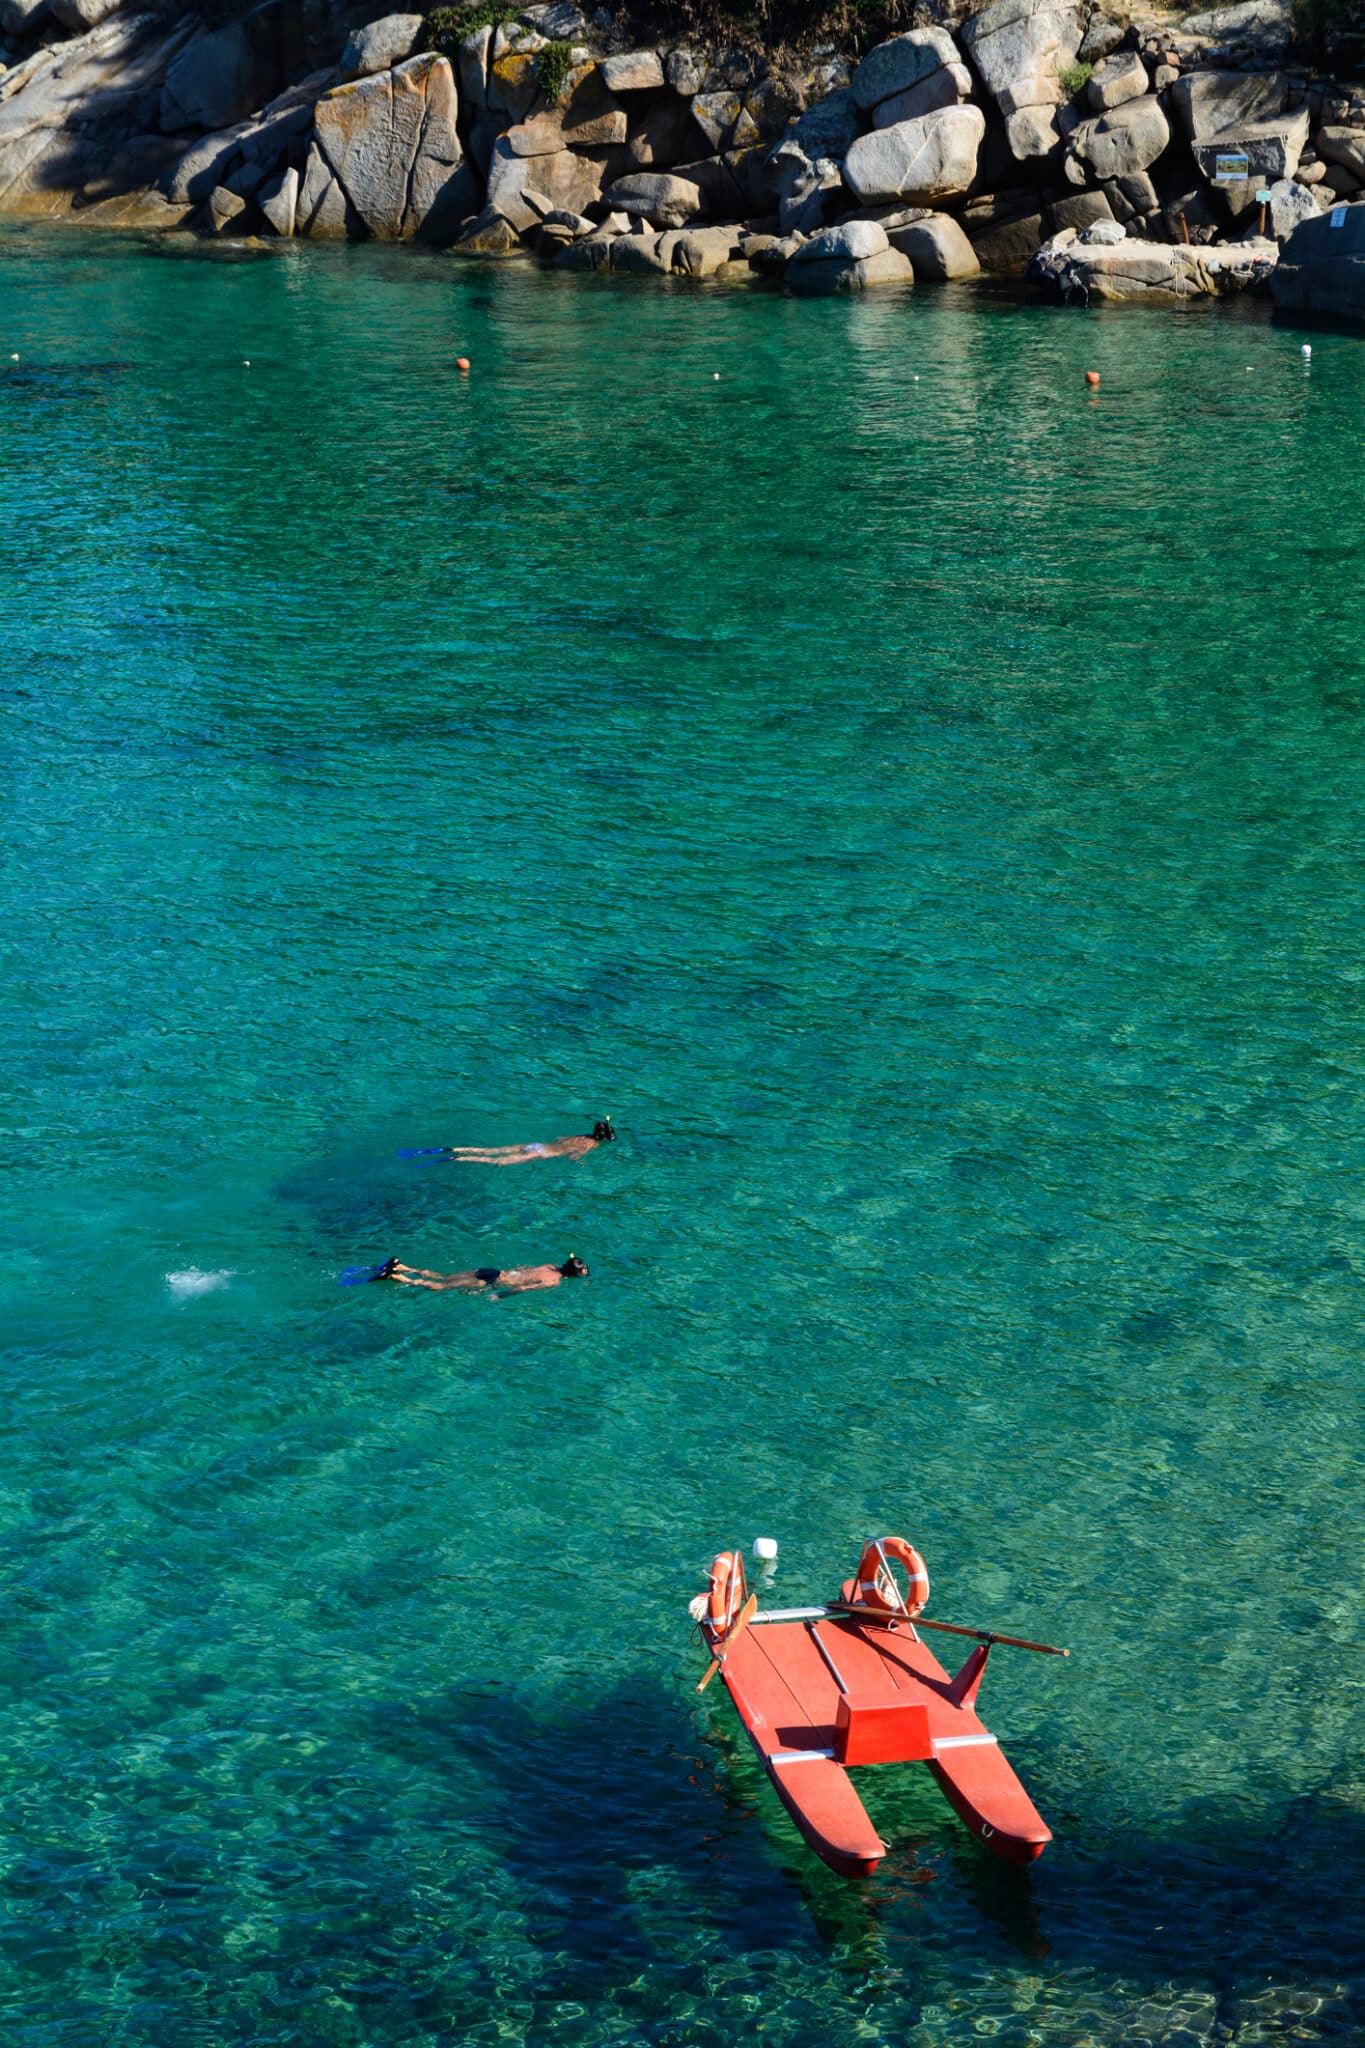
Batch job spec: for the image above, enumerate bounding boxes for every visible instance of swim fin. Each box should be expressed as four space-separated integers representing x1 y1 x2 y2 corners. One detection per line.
399 1147 451 1161
339 1258 396 1287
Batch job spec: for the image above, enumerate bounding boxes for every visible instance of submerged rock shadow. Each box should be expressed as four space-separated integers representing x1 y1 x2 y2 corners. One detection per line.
370 1679 857 1998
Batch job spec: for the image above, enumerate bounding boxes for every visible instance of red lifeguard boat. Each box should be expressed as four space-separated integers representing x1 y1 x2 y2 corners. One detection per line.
691 1537 1065 1879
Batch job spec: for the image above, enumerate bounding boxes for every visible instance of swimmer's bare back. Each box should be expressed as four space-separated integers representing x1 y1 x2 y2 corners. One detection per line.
441 1119 616 1167
384 1255 589 1295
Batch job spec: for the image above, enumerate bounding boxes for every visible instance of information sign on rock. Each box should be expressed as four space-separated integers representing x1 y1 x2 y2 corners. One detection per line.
1214 152 1251 183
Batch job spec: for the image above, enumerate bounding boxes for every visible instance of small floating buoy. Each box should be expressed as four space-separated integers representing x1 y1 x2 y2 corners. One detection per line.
752 1537 778 1565
455 356 471 372
713 372 720 380
8 353 16 361
1085 369 1100 388
243 359 250 367
1301 343 1312 359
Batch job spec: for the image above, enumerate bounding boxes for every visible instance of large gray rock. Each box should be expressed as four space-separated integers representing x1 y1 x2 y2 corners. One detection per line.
887 209 980 277
450 202 522 254
340 15 423 80
843 104 984 204
610 226 679 272
1271 201 1365 321
601 169 703 226
1078 10 1126 60
786 86 857 158
1067 95 1170 182
458 24 491 114
790 216 889 261
672 222 742 273
162 96 312 203
307 53 475 239
1086 49 1148 111
1179 0 1291 58
1189 107 1309 186
486 137 603 229
1168 70 1288 146
503 69 626 152
0 12 196 215
554 229 615 269
486 44 541 120
691 89 742 152
1035 227 1276 296
966 200 1047 267
206 182 248 232
160 22 264 133
1317 125 1365 182
851 29 962 111
164 121 250 202
600 48 664 92
295 135 354 234
872 63 972 129
743 73 805 139
1260 174 1316 238
1048 186 1114 231
1005 106 1061 158
258 160 297 233
960 0 1083 121
767 137 843 232
665 47 706 95
1108 168 1158 217
786 243 912 292
520 1 586 32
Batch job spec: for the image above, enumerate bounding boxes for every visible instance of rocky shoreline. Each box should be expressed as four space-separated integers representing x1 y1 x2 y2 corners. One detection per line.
1 0 1364 317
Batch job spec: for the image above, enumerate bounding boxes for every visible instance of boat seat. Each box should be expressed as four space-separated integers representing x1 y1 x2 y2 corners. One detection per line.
835 1695 934 1767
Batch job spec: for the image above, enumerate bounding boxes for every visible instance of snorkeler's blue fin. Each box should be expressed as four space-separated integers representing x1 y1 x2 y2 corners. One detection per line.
339 1258 396 1287
399 1146 451 1161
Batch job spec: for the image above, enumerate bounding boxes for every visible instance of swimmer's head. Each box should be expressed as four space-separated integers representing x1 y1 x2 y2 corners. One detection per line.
561 1253 590 1278
593 1118 616 1143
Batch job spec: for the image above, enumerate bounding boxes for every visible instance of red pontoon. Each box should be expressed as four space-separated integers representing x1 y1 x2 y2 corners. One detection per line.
691 1536 1064 1879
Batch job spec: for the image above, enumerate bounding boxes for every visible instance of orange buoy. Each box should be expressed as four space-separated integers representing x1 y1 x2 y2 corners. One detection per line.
456 356 471 372
1085 369 1100 388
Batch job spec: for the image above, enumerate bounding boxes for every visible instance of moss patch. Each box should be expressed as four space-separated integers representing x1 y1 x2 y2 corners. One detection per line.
537 37 575 99
423 3 525 56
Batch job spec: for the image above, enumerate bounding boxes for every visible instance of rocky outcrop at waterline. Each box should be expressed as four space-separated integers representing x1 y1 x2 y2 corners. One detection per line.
3 0 1365 307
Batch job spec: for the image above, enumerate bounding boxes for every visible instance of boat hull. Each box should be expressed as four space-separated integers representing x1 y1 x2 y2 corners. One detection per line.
700 1604 1050 1878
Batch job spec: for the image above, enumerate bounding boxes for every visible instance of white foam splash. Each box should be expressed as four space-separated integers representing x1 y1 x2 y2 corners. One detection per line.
166 1267 233 1301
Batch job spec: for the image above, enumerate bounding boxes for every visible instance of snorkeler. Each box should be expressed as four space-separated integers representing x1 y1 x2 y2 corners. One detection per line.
342 1254 590 1294
409 1118 617 1166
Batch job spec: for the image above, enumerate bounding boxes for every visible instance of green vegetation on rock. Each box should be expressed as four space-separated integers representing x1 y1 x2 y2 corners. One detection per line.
1057 60 1094 95
537 38 575 99
423 3 522 55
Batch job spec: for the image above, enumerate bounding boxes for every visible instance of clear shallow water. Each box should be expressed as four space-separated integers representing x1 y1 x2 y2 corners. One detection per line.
0 226 1361 2048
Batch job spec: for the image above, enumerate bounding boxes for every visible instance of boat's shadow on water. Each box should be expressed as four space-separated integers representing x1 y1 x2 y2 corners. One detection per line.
381 1680 1365 2030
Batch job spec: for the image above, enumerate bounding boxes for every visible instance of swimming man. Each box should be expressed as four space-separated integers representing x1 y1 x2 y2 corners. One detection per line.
439 1118 616 1166
369 1254 589 1294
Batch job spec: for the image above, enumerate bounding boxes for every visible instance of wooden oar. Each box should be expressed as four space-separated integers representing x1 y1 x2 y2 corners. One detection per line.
697 1593 759 1692
825 1604 1068 1657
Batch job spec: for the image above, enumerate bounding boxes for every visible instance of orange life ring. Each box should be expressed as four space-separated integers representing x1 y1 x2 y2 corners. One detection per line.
706 1550 747 1636
852 1536 929 1618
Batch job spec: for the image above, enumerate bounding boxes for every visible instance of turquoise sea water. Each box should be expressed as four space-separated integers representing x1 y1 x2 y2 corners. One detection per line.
0 226 1361 2048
